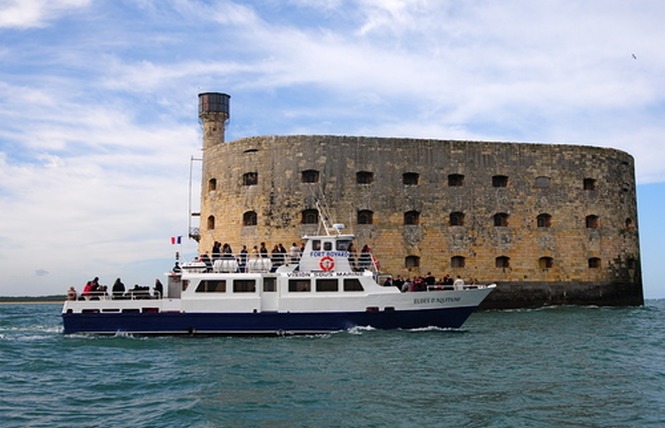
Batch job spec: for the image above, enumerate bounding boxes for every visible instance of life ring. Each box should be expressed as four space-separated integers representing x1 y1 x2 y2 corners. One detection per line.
319 255 335 271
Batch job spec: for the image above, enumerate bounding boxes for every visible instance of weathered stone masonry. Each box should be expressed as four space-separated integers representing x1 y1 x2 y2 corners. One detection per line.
196 93 643 309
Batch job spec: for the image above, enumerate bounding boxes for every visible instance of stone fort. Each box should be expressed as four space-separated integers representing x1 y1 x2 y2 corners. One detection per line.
194 92 643 309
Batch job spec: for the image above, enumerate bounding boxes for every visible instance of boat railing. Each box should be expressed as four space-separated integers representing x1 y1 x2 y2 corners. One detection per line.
185 252 302 274
78 289 162 301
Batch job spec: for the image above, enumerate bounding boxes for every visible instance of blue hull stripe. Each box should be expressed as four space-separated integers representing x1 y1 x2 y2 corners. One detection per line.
62 307 477 335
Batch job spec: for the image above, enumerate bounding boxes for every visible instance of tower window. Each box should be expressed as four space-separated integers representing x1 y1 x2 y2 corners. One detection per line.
356 171 374 184
208 178 217 192
492 175 508 187
588 257 601 268
243 211 257 226
301 170 320 183
450 212 465 226
537 213 552 228
242 172 258 186
357 210 374 225
403 172 419 185
207 215 215 230
404 210 420 225
586 215 599 229
535 176 551 188
448 174 464 186
493 213 509 227
301 209 319 224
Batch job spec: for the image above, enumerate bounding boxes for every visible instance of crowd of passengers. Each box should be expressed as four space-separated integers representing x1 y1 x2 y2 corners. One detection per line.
66 276 164 301
197 241 376 273
384 273 478 292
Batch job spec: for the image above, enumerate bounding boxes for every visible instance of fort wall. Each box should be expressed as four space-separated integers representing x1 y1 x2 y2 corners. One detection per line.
197 134 643 308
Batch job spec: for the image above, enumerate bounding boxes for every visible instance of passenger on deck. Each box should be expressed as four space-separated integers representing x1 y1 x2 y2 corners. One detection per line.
211 241 221 261
359 245 372 270
289 242 301 265
172 262 182 273
201 252 213 272
383 277 393 287
259 242 269 258
222 243 233 259
453 276 465 290
153 279 164 299
112 278 125 299
393 275 405 290
82 281 94 297
239 245 248 272
67 287 77 301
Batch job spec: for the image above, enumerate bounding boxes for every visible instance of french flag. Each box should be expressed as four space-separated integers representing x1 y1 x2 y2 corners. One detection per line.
171 236 182 245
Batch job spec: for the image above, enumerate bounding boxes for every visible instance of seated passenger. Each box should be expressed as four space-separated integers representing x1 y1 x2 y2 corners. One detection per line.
453 275 465 290
67 287 77 301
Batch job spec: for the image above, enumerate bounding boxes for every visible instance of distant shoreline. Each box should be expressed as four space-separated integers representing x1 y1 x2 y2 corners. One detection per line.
0 301 63 305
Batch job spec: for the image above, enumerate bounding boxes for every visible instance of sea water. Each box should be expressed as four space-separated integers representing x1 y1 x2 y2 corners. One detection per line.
1 301 664 427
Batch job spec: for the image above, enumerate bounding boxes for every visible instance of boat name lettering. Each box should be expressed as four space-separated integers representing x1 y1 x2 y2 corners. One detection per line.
309 251 350 258
286 272 361 278
413 297 462 304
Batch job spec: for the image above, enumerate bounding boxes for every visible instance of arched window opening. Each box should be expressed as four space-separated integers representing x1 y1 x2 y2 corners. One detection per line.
588 257 601 268
450 212 465 226
243 211 257 226
356 171 374 184
535 176 551 188
495 256 510 268
242 172 258 186
208 178 217 192
405 256 420 269
583 178 596 190
301 209 319 224
625 218 634 229
451 256 465 268
301 170 320 183
357 210 374 225
403 172 419 185
404 210 420 225
539 257 553 269
207 215 215 230
494 213 509 227
537 213 552 228
586 215 599 229
448 174 464 187
492 175 508 187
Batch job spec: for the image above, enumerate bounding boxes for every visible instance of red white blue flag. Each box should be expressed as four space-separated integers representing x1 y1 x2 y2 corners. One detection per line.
171 236 182 245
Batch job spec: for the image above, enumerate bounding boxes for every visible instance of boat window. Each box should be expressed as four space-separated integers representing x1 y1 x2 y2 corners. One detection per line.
336 240 351 251
312 240 321 250
343 278 364 292
316 279 338 292
289 279 311 292
233 280 256 293
323 241 333 251
195 280 226 293
263 278 276 292
182 280 190 291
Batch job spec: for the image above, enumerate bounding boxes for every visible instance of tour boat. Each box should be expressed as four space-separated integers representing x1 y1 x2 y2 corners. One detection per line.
62 222 495 335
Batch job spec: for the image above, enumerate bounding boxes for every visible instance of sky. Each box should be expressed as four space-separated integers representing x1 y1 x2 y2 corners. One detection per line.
1 0 664 298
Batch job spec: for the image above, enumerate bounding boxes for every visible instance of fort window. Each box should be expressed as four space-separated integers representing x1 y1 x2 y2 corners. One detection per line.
450 212 465 226
301 209 319 224
625 218 634 229
537 213 552 228
588 257 601 268
627 258 637 270
343 278 364 292
233 280 256 293
492 175 508 187
207 215 215 230
207 178 217 192
493 213 509 227
403 172 419 185
535 176 551 188
583 178 596 190
357 210 374 225
301 169 320 183
586 215 599 229
539 257 553 269
495 256 510 268
404 210 420 225
243 211 257 226
448 174 464 186
242 172 258 186
316 279 338 292
405 255 420 269
451 256 465 268
356 171 374 184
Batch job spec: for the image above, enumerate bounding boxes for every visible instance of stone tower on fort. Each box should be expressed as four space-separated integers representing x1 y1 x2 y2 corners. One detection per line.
194 92 643 309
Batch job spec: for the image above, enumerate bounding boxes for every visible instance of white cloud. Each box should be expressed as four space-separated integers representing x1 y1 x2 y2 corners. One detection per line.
0 0 90 28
